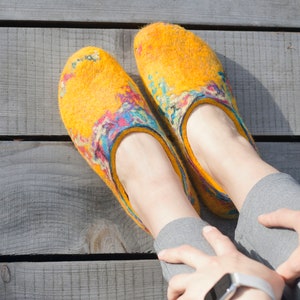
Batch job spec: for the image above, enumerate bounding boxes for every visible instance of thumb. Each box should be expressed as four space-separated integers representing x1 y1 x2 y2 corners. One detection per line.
258 208 300 231
276 247 300 285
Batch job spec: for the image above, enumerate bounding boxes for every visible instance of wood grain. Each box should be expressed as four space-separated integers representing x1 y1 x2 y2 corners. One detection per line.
0 141 153 255
0 260 167 300
0 0 299 28
1 1 299 298
0 28 299 136
0 141 298 255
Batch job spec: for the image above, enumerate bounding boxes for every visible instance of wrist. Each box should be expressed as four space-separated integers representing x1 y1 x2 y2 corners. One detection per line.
204 273 277 300
232 287 272 300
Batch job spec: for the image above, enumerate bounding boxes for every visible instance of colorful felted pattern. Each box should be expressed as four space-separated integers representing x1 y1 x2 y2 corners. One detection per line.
58 46 199 231
134 23 256 218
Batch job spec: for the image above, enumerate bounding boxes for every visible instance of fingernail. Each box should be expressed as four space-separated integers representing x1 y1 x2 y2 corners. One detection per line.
202 225 215 233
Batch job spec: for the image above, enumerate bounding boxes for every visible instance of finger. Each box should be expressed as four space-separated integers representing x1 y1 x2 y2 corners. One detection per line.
158 245 209 269
167 273 190 300
276 247 300 285
258 208 300 231
202 226 237 256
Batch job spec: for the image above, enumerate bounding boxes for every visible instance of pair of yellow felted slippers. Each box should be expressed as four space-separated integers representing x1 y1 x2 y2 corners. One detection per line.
58 23 255 232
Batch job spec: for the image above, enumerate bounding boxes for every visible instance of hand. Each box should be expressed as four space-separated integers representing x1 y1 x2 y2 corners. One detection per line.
158 226 284 300
259 208 300 285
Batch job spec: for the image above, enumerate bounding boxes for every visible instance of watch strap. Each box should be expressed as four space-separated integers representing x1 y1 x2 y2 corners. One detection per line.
232 273 276 300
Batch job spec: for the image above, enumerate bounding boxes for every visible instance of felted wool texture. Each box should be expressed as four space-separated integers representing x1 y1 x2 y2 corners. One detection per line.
134 23 256 219
58 46 200 231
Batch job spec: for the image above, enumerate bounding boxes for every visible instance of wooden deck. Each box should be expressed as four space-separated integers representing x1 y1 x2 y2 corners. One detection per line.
0 1 299 299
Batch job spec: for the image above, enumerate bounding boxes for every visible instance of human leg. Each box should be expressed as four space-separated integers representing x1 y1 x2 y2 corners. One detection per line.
187 105 300 268
115 133 199 237
134 22 255 219
134 22 300 295
186 104 278 210
58 46 214 281
235 174 300 298
115 132 217 281
186 102 300 297
183 67 300 278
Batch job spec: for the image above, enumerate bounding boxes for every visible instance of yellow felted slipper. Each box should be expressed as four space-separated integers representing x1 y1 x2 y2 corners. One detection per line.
134 23 256 219
58 46 200 232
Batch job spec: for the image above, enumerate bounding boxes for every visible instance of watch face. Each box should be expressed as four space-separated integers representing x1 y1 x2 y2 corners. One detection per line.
204 274 234 300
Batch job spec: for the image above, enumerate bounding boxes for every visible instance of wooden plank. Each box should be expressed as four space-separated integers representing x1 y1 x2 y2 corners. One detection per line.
0 28 299 136
258 142 300 177
0 260 167 300
0 141 153 255
0 0 300 28
0 141 299 255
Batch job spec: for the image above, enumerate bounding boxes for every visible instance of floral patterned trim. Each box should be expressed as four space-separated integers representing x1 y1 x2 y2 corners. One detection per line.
147 71 253 212
68 83 196 222
148 71 251 142
70 83 160 182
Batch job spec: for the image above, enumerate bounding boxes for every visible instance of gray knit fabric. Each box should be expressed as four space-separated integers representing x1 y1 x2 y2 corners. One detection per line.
154 173 300 298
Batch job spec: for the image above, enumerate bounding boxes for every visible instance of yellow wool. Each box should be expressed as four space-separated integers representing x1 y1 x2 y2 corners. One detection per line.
134 23 224 98
58 46 200 231
59 47 133 138
134 23 255 219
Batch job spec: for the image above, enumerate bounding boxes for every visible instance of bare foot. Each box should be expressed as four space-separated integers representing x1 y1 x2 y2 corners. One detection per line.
186 104 278 210
115 132 198 237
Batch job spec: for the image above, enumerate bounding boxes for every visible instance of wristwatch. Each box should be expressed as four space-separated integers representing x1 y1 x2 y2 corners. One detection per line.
204 273 276 300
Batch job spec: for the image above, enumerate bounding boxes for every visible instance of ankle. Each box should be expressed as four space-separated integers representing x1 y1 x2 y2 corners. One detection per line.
115 132 199 236
186 104 278 209
186 104 241 184
116 133 177 194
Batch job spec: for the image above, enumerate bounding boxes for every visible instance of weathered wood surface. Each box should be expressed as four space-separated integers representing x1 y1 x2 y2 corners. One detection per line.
0 0 300 28
0 142 152 255
1 1 300 298
0 260 167 300
0 141 299 255
0 28 299 136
